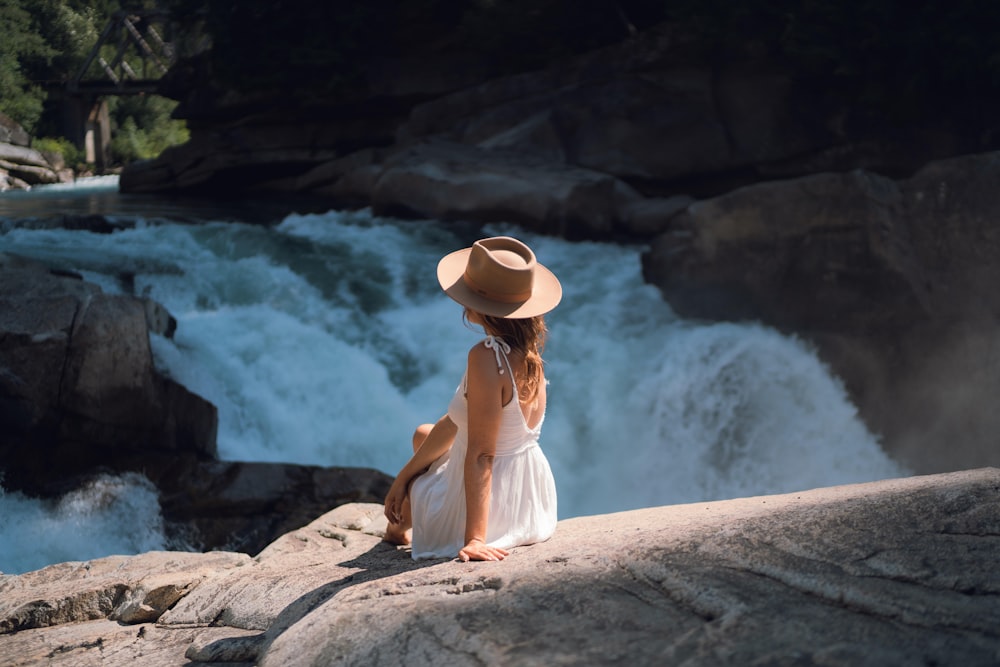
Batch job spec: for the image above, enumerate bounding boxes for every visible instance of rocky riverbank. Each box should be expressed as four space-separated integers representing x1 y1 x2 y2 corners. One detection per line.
0 251 390 555
2 468 997 666
0 114 74 192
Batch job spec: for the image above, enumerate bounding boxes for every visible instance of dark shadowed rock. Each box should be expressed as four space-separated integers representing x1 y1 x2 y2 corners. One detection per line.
149 458 392 555
642 152 1000 474
0 253 217 495
124 22 975 239
395 36 822 190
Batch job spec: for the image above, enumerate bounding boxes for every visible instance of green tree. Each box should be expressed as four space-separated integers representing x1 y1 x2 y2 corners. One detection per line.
1 0 188 167
108 94 188 164
0 0 56 132
27 0 105 78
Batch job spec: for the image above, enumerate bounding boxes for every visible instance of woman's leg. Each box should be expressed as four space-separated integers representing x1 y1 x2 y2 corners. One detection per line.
383 423 433 545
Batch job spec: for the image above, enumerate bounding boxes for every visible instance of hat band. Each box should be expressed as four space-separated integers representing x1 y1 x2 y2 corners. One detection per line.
462 269 532 304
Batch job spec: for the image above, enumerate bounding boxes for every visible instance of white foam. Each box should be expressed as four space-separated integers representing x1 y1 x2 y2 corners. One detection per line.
0 473 166 575
0 207 907 572
33 174 121 192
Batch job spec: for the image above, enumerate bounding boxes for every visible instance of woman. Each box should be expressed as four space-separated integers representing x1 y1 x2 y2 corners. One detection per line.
384 236 561 561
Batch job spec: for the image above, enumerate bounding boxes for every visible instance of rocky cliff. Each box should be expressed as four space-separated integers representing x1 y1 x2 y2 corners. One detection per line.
2 468 997 666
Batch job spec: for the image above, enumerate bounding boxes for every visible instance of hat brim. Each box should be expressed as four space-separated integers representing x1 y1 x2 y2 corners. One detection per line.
437 247 562 318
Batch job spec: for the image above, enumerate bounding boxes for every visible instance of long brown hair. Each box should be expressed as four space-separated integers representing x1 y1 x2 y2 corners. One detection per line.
466 310 548 402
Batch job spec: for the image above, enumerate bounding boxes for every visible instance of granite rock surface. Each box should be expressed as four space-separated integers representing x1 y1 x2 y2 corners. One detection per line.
1 468 997 666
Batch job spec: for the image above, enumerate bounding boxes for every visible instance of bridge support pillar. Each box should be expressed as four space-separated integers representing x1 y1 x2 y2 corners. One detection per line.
60 96 111 172
85 99 111 172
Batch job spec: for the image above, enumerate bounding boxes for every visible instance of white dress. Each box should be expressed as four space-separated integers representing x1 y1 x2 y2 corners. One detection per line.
409 336 558 559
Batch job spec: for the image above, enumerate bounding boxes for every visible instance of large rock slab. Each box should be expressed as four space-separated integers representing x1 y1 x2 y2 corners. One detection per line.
642 151 1000 474
258 469 1000 666
1 469 996 666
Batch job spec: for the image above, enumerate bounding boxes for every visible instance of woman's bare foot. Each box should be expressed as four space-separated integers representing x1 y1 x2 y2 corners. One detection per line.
383 522 412 546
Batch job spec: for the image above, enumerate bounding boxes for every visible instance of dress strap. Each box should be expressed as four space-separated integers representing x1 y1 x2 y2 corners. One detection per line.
483 335 513 376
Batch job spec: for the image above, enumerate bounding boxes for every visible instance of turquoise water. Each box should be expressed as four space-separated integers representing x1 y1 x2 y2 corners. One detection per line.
0 178 906 573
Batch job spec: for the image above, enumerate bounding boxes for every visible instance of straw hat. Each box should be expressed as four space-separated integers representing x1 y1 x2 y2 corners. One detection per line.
437 236 562 318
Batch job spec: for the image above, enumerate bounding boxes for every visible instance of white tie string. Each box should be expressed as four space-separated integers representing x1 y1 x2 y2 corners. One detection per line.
483 335 512 375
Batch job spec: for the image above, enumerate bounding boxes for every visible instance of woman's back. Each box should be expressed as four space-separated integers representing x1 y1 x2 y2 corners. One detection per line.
409 337 558 558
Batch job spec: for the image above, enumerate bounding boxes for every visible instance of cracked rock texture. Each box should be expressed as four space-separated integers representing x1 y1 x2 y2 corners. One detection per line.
1 468 998 666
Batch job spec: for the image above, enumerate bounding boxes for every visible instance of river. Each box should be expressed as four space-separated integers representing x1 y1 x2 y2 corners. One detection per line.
0 177 905 573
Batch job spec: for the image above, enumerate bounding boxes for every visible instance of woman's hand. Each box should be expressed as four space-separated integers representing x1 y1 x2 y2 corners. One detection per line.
458 539 509 562
384 415 456 527
384 477 408 524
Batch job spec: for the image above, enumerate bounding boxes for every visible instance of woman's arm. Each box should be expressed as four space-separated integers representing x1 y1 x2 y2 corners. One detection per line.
460 344 510 562
384 413 457 523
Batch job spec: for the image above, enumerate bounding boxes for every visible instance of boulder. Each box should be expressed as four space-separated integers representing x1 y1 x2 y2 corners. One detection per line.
0 253 217 495
0 469 997 666
297 140 648 238
149 459 393 555
0 143 65 188
643 169 908 326
641 151 1000 474
0 112 30 147
0 169 32 192
361 140 642 238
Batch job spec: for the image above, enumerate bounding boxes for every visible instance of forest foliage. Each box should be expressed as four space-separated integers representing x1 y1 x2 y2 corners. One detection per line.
0 0 185 167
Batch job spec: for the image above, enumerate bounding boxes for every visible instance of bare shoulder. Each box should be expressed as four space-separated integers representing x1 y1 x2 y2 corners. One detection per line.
467 340 496 369
466 341 503 383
